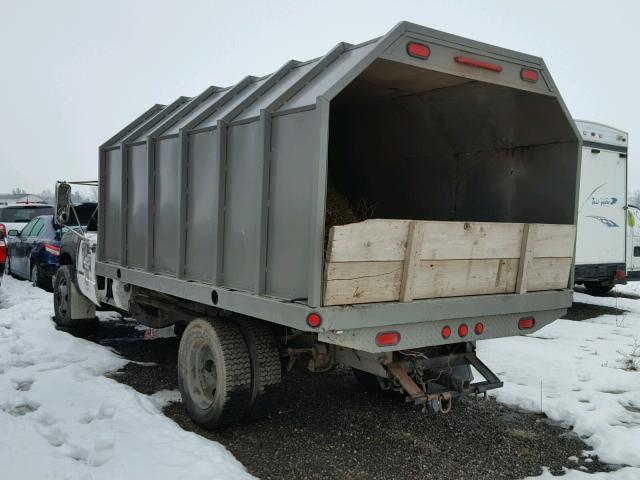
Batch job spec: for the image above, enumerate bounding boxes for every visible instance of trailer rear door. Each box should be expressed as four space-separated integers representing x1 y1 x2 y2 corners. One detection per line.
575 148 627 266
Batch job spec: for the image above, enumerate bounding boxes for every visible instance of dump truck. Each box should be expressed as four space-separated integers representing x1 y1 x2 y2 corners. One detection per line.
53 22 581 428
573 120 628 294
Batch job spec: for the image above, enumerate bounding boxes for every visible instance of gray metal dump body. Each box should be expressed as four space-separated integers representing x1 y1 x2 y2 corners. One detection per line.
96 22 580 350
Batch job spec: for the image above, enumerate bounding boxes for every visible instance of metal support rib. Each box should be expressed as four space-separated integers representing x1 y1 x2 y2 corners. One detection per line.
148 86 223 139
253 44 347 301
116 97 189 268
98 104 164 263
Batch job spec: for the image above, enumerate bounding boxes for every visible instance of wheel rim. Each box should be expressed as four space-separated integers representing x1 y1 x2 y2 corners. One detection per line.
187 339 218 410
31 266 38 286
55 276 69 319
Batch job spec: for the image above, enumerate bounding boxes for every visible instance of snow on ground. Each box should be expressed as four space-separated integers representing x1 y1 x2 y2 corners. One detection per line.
479 283 640 479
0 275 253 480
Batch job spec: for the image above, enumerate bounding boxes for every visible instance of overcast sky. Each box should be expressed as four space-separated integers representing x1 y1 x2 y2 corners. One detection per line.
1 0 637 195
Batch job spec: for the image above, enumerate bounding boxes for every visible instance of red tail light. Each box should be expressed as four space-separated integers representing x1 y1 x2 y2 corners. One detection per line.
306 313 322 328
458 324 469 338
376 331 400 347
0 240 6 263
406 42 430 59
454 56 502 72
44 243 60 256
474 322 484 335
0 224 6 239
518 317 535 330
441 326 452 339
520 68 539 82
615 269 626 280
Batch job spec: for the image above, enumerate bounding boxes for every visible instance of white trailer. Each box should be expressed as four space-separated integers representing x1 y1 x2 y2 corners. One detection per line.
628 205 640 279
574 120 628 294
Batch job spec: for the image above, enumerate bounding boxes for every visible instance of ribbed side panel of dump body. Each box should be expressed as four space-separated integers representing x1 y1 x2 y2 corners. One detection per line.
97 21 580 316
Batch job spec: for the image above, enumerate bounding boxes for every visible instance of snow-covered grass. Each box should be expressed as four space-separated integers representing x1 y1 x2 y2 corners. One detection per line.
479 282 640 478
0 275 253 480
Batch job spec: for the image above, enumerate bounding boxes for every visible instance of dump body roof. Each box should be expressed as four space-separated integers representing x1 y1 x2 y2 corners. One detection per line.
103 20 552 147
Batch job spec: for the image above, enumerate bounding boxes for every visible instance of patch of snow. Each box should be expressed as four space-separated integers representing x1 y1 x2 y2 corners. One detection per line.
525 466 640 479
149 390 182 410
0 276 253 479
479 284 640 478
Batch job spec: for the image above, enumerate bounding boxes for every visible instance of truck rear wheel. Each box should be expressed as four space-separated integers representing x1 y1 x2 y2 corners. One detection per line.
584 282 614 296
235 317 282 421
177 318 252 429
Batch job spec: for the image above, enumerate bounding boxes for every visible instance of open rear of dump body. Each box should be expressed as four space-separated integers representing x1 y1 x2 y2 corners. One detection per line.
96 22 580 350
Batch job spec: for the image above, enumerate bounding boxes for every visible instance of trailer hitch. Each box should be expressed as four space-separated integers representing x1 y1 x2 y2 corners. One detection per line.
385 362 452 413
384 351 503 413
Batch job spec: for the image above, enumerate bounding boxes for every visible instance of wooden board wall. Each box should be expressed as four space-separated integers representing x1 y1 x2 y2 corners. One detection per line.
323 220 576 306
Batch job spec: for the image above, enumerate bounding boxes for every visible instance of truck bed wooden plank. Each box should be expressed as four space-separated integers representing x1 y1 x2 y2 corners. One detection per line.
323 257 571 306
326 220 576 263
323 220 576 306
399 221 424 302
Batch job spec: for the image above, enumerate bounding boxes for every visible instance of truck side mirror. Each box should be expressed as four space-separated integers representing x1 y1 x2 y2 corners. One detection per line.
7 229 19 237
55 182 72 225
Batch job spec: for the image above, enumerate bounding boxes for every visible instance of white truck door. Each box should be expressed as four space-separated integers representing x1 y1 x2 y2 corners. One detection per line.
575 148 627 266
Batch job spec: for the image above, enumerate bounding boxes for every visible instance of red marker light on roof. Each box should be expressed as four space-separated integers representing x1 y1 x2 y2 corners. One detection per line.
520 68 539 82
376 331 401 347
406 42 430 59
306 313 322 328
454 56 502 72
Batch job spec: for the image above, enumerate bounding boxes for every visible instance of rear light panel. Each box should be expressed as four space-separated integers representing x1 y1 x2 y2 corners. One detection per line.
0 240 6 263
406 42 430 59
44 243 60 256
306 312 322 328
376 331 401 347
518 316 535 330
458 324 469 338
454 56 503 72
441 325 452 339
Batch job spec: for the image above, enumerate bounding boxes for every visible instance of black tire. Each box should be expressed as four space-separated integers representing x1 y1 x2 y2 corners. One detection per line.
31 263 48 290
584 282 614 296
352 368 385 392
53 265 80 327
173 321 187 339
235 317 282 421
177 318 252 429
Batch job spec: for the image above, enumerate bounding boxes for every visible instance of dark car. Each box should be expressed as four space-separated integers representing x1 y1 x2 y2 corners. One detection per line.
0 236 6 284
6 215 63 289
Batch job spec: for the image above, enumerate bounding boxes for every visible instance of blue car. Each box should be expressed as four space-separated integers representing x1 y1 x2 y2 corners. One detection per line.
6 215 63 289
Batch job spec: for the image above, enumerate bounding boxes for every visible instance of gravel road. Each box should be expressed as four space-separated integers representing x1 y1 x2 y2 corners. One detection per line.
94 302 621 480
